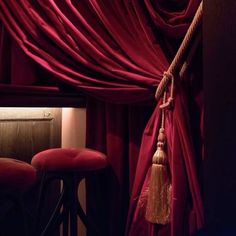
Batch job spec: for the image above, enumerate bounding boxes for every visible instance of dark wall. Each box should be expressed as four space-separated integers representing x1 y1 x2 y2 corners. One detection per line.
203 0 236 235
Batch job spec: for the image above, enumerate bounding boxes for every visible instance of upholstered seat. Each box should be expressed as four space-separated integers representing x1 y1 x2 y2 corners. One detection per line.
31 148 108 172
0 157 37 236
31 148 108 236
0 158 36 193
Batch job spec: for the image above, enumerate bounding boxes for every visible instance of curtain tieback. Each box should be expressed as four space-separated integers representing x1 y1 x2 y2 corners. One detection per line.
146 1 203 225
155 1 203 102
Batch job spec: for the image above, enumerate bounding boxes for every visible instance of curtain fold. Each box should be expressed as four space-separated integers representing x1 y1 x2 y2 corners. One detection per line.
86 98 154 236
0 1 203 235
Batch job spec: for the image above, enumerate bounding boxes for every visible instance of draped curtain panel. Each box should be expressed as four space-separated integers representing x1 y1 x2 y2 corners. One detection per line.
0 1 203 236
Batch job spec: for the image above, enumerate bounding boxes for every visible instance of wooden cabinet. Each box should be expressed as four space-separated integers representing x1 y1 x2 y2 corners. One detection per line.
0 107 61 162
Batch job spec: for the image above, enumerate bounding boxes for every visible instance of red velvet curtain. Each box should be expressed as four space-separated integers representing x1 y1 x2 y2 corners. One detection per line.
0 1 203 235
126 56 204 236
0 20 75 101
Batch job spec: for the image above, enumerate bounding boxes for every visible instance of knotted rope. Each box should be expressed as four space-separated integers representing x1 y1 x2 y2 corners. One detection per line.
155 1 203 102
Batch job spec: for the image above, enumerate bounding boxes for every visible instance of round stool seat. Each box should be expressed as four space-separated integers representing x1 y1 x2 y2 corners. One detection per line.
0 158 36 193
31 148 108 172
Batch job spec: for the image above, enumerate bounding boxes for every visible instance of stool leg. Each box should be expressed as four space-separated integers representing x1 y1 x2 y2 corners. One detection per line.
68 176 78 236
76 200 100 235
34 172 47 236
76 179 100 236
62 202 69 236
41 187 65 236
34 173 67 236
63 208 69 236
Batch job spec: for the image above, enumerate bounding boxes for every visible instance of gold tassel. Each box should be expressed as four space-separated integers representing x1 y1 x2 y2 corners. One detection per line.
145 127 171 225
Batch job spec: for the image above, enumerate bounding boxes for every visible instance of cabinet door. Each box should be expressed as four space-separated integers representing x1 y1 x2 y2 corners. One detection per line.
0 107 61 162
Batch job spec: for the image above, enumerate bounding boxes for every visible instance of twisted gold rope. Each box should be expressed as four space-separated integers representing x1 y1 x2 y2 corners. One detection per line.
155 1 203 101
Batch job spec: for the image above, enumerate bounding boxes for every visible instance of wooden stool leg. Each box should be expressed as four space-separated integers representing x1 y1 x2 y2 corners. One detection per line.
34 173 68 236
62 200 69 236
68 175 78 236
41 188 65 236
34 173 47 236
76 178 101 236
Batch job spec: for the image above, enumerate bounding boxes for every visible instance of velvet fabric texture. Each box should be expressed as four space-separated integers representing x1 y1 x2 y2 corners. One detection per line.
0 0 199 103
0 158 36 193
0 1 204 236
31 148 108 171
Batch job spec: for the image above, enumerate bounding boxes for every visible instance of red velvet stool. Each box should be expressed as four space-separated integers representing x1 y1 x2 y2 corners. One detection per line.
31 148 108 236
0 158 37 236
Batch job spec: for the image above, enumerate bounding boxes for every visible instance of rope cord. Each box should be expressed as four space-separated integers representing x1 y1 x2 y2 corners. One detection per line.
161 91 167 130
155 1 203 101
159 73 174 110
179 29 202 79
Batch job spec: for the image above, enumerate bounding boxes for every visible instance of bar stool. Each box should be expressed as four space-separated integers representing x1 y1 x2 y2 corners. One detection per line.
31 148 108 236
0 158 37 236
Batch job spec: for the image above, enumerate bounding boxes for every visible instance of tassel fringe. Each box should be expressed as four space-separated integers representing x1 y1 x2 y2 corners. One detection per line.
145 128 171 225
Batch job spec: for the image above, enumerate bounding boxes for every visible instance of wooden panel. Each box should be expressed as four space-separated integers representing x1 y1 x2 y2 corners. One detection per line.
203 0 236 234
0 108 61 163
